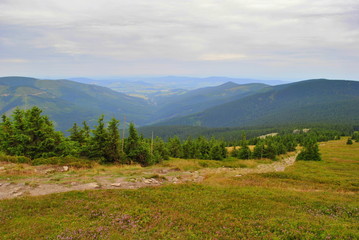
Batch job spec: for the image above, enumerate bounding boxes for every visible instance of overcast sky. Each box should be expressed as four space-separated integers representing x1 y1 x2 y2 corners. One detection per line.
1 0 358 81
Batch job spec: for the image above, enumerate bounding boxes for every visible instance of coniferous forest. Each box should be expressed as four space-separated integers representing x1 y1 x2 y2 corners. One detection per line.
0 106 342 166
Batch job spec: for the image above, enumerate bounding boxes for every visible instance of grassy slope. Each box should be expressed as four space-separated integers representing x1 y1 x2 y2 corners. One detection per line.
0 139 358 239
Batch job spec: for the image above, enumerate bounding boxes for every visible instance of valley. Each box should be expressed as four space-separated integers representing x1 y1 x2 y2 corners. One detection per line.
1 76 358 134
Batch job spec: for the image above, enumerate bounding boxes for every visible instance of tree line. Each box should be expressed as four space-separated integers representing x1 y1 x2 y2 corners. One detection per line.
0 107 227 165
0 107 329 165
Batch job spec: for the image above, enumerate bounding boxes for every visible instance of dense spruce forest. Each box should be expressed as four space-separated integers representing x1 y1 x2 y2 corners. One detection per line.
0 106 350 166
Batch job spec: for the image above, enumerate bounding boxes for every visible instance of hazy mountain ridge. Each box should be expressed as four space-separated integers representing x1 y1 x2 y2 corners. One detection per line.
0 76 153 131
69 76 284 100
149 82 269 124
1 77 358 131
157 79 359 127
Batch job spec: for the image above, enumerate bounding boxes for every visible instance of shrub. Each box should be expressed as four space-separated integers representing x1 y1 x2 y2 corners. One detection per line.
32 156 94 168
0 154 31 164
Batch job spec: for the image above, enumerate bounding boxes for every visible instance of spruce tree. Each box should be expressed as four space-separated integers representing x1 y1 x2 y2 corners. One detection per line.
237 134 252 159
125 123 152 166
253 141 265 159
0 107 62 159
153 136 170 162
105 117 121 163
296 138 321 161
167 136 183 158
88 115 108 160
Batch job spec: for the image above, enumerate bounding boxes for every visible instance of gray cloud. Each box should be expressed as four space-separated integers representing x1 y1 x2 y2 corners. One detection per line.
0 0 358 80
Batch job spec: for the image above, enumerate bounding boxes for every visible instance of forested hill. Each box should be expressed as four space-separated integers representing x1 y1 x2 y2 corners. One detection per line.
149 81 268 123
0 76 152 131
157 79 359 128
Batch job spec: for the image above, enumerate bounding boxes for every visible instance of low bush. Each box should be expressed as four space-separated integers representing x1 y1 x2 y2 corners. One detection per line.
0 154 31 164
32 156 95 168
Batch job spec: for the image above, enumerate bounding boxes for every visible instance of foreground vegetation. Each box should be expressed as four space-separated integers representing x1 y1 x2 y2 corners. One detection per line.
0 138 357 239
1 106 339 169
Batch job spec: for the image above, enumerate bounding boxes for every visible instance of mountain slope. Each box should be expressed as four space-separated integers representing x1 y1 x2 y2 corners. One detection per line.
157 79 359 127
0 77 152 131
149 82 269 123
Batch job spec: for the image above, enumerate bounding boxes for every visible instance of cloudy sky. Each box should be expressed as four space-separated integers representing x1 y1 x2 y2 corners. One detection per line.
1 0 358 80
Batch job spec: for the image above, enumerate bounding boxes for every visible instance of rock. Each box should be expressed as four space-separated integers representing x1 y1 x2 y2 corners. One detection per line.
151 178 159 184
13 192 23 197
62 166 69 172
0 182 10 187
144 179 152 184
235 174 242 177
88 183 101 188
45 168 55 174
12 187 22 194
111 183 122 187
171 177 179 183
196 176 204 182
0 167 5 170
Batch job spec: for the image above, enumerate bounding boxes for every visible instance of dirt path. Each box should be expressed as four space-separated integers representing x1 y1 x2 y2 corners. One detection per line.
0 154 297 200
202 153 298 175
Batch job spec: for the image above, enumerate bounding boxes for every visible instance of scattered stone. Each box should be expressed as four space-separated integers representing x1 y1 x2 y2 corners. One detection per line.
62 166 69 172
45 168 56 174
196 176 204 182
0 167 5 170
144 179 152 184
70 182 77 186
111 183 122 187
302 128 310 133
159 169 168 174
12 187 22 194
170 177 179 183
13 192 23 197
88 183 101 188
0 183 3 187
235 175 242 177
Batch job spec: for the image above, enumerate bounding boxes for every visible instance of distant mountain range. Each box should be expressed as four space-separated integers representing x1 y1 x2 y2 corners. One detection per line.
0 76 358 132
150 81 269 123
0 77 152 131
69 76 286 100
158 79 359 127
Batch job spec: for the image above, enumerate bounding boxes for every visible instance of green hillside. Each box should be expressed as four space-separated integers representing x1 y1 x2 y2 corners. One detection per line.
158 79 359 127
150 82 269 123
0 77 152 131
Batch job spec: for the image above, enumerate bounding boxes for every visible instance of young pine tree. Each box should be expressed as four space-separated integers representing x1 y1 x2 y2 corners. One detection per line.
125 123 152 166
296 138 321 161
167 136 183 158
104 117 121 163
237 134 252 160
88 115 108 160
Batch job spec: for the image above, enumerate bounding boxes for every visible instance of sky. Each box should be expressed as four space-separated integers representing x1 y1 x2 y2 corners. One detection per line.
0 0 359 81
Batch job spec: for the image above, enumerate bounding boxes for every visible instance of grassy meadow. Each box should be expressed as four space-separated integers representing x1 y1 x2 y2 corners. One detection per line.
0 138 358 239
